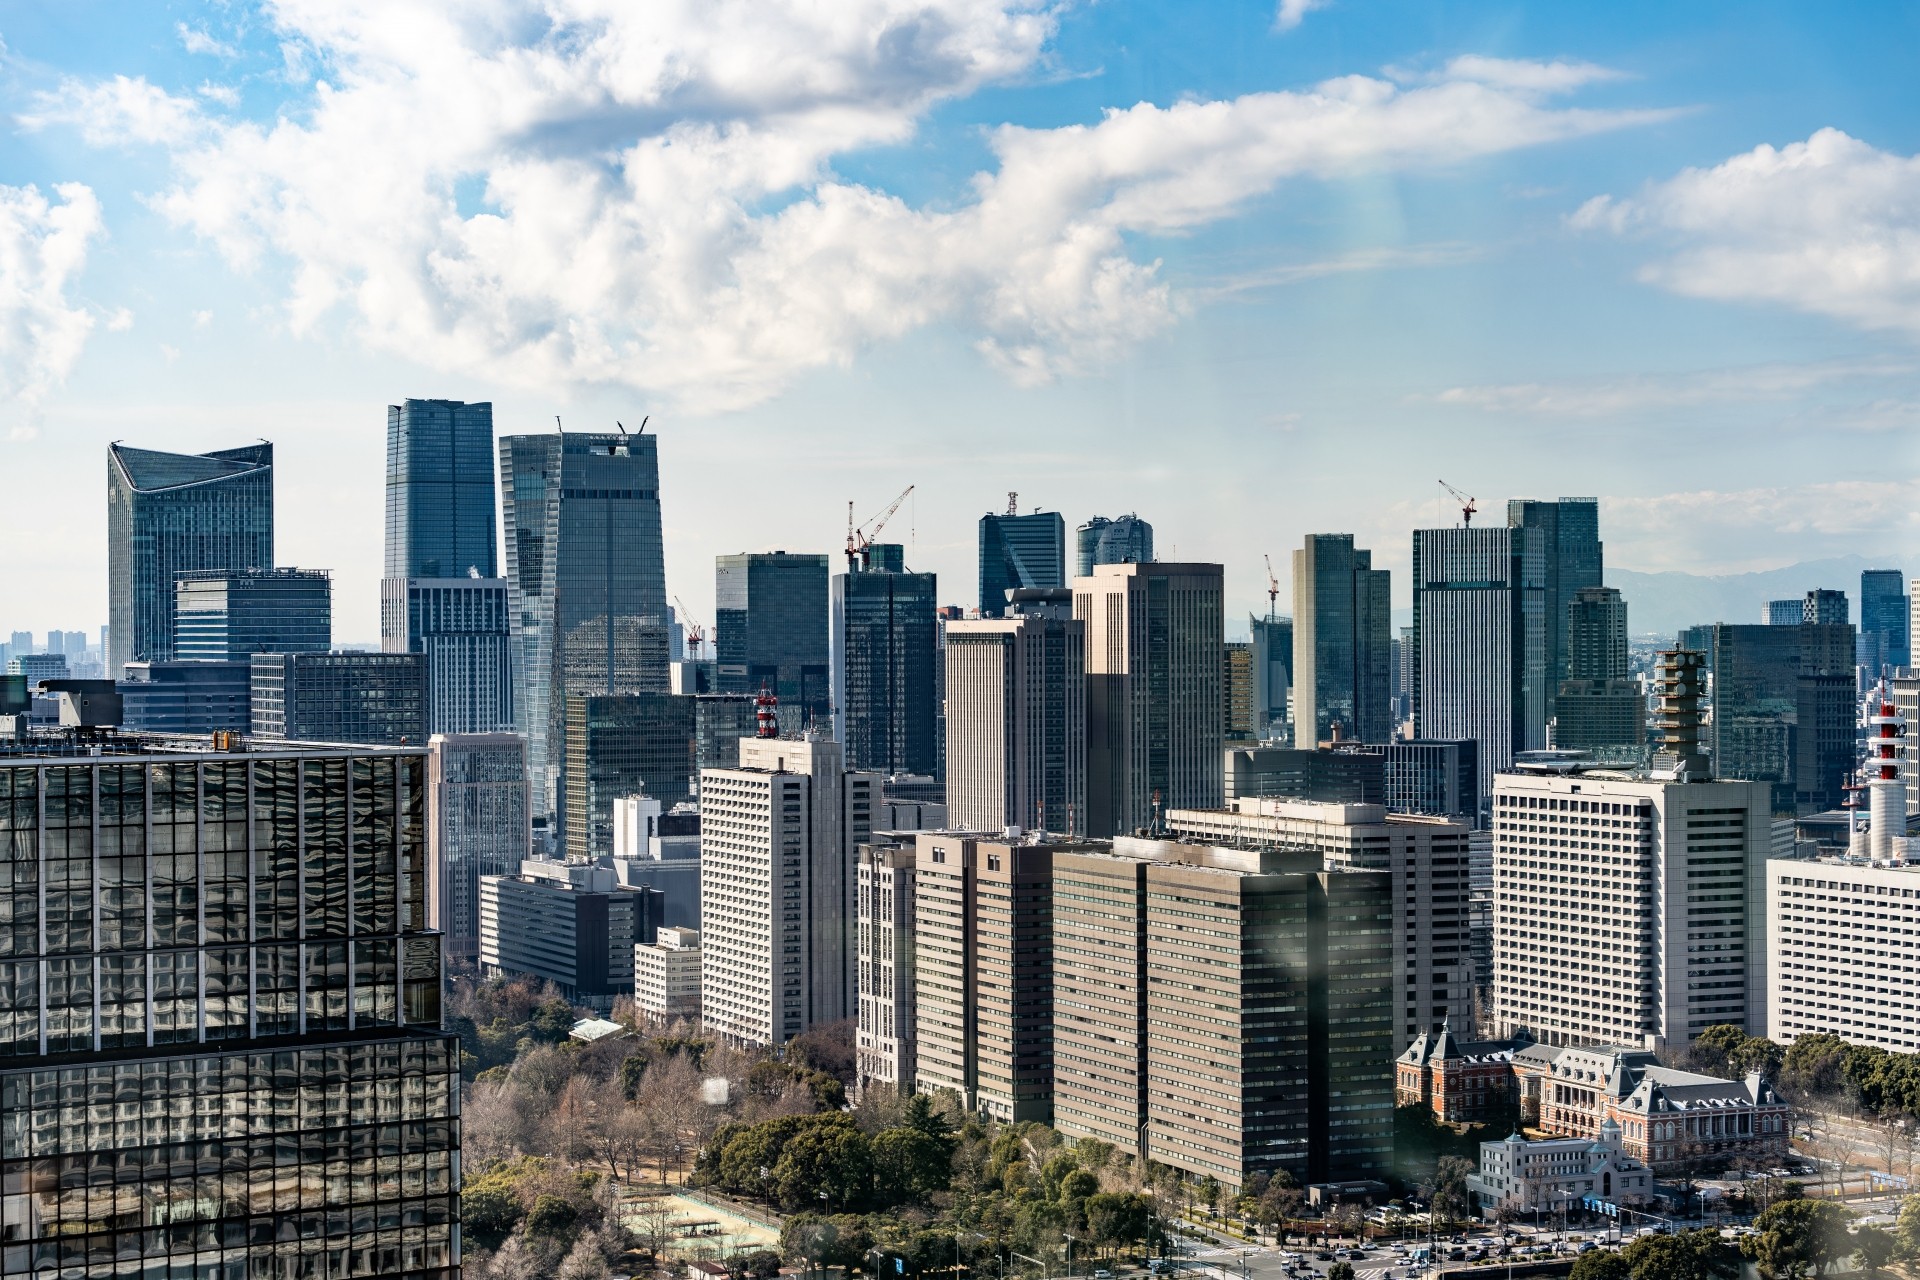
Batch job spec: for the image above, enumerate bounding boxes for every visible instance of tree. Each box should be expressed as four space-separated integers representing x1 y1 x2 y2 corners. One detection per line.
528 997 578 1044
1424 1157 1473 1227
1854 1226 1896 1277
1084 1193 1154 1252
1620 1231 1737 1280
772 1119 875 1211
1895 1193 1920 1258
1782 1034 1849 1100
556 1235 613 1280
461 1181 524 1251
1746 1199 1854 1279
526 1193 583 1243
1327 1264 1355 1280
1569 1251 1630 1280
873 1126 956 1205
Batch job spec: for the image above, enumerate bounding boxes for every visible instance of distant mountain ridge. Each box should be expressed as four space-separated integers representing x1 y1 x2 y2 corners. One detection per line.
1607 554 1903 637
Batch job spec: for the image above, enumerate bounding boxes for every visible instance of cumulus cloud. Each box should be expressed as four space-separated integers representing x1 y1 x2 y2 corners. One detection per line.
0 183 105 415
38 2 1667 411
1433 356 1913 416
1574 127 1920 338
1274 0 1330 33
177 23 238 59
21 75 204 146
1442 55 1625 94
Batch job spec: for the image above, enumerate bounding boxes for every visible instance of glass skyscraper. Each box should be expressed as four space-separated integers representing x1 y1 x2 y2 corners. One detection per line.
1709 622 1857 815
977 509 1065 616
1075 513 1154 577
1861 568 1910 674
831 545 939 777
107 442 274 675
1412 526 1528 800
250 652 430 746
714 551 830 732
1507 497 1603 728
383 400 512 737
1291 534 1391 747
562 692 696 859
0 734 459 1278
499 430 669 828
173 567 332 661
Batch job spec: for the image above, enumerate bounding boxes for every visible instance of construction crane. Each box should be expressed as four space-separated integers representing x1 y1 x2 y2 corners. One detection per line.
672 595 705 659
845 484 915 570
1438 479 1478 528
1263 554 1280 620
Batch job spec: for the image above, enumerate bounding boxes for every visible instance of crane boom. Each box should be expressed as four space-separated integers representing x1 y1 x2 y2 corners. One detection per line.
672 594 706 658
848 484 915 569
1263 554 1280 620
1437 478 1478 528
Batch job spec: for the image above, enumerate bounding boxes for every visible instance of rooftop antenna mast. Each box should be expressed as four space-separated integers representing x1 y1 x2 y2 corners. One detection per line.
1006 491 1019 517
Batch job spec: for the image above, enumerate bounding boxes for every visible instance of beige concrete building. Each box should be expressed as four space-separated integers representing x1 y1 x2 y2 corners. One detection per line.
1165 797 1474 1043
1074 562 1224 836
698 735 878 1045
856 840 917 1095
1470 1121 1653 1216
1051 846 1157 1154
944 592 1086 834
1768 857 1920 1053
633 926 701 1023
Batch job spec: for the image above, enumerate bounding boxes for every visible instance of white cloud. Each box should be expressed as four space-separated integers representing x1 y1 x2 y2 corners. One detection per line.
1274 0 1329 33
1574 127 1920 338
193 310 214 328
198 82 242 107
1442 55 1625 94
21 75 204 146
1433 356 1913 416
46 4 1667 411
105 307 134 331
0 183 105 412
177 23 238 59
1603 479 1920 574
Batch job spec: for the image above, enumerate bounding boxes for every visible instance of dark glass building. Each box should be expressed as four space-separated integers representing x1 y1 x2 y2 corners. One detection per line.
1292 534 1392 746
251 652 429 746
1249 613 1293 742
117 660 252 733
562 692 695 859
107 442 274 675
384 399 498 583
832 545 938 777
173 567 332 661
1802 589 1849 626
499 431 670 828
714 551 830 732
0 734 459 1278
1507 497 1604 729
1709 622 1857 814
1075 513 1153 577
977 509 1065 617
1553 585 1644 762
388 578 513 736
693 693 758 780
1861 568 1910 674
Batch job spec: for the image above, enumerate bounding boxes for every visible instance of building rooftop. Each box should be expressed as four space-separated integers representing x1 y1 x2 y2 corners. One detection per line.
0 725 423 761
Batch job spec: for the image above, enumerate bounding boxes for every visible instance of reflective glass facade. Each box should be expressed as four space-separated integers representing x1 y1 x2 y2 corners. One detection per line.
1291 534 1391 748
174 570 332 662
1074 514 1153 578
1709 622 1858 815
499 434 670 826
1507 498 1603 729
831 556 938 777
1861 568 1909 673
107 444 275 676
0 743 458 1279
713 552 829 732
976 511 1065 617
249 654 429 747
383 400 497 583
382 581 512 737
562 693 695 859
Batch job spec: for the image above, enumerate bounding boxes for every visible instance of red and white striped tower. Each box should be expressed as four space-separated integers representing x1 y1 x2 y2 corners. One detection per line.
755 684 779 739
1868 691 1907 861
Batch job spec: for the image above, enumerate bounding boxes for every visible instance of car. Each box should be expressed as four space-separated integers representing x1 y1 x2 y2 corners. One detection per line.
1147 1262 1170 1274
1316 1252 1334 1262
1093 1271 1113 1278
1577 1242 1597 1254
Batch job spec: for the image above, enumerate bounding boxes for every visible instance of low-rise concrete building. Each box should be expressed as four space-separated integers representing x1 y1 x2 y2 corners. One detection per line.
479 859 664 1011
633 926 702 1024
1470 1119 1654 1216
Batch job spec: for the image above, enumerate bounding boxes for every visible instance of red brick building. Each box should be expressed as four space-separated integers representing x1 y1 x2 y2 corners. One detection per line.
1395 1019 1528 1124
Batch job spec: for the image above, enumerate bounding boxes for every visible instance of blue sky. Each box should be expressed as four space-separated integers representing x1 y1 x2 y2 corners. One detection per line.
0 0 1914 643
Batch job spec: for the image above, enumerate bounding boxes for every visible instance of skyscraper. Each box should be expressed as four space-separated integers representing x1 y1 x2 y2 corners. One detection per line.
1507 498 1603 724
1224 641 1255 741
0 734 460 1277
107 442 274 674
1709 622 1857 815
831 544 939 776
499 429 670 826
1413 526 1529 799
1552 585 1644 761
383 399 513 737
714 551 830 731
1076 562 1224 836
944 589 1086 834
699 735 877 1044
977 506 1066 616
1860 569 1909 674
1292 534 1392 746
1250 613 1293 742
428 731 530 963
249 651 429 746
173 567 332 660
1075 513 1154 577
1803 589 1849 626
563 692 696 859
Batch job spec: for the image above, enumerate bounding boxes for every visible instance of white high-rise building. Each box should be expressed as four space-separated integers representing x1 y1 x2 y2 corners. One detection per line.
1074 562 1224 837
944 589 1085 834
1492 767 1773 1050
698 734 877 1044
426 732 530 963
1166 797 1475 1043
1768 859 1920 1052
855 840 917 1095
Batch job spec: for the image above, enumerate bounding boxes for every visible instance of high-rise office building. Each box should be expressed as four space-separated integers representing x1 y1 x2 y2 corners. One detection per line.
0 734 460 1278
499 430 670 826
1292 534 1392 747
1076 513 1154 577
978 507 1066 616
393 577 514 734
563 692 696 859
107 442 274 674
944 589 1086 834
1250 613 1293 742
1709 622 1857 815
714 551 830 732
1492 763 1773 1050
1224 641 1256 742
1552 585 1644 761
428 731 530 964
1860 569 1909 675
693 692 759 781
1050 845 1158 1154
699 735 876 1044
1413 526 1529 801
831 544 939 776
173 567 331 661
479 859 663 1011
1135 841 1395 1187
250 651 429 745
1765 600 1802 626
856 839 918 1096
1507 498 1603 725
1076 562 1224 836
1768 857 1920 1053
1166 798 1476 1043
1803 589 1849 626
117 660 251 733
